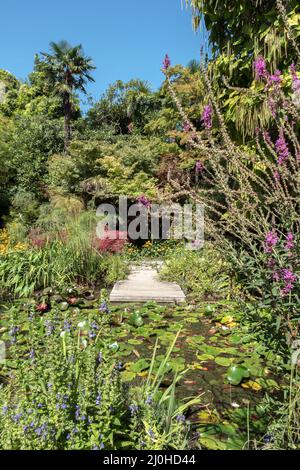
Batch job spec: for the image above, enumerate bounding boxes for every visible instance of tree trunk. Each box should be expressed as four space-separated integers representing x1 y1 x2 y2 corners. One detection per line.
64 92 71 152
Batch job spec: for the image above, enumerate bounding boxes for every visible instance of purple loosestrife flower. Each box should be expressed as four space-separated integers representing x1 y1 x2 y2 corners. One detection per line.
269 70 282 86
282 283 294 296
267 258 276 269
274 170 281 183
268 97 277 118
183 121 191 132
137 195 151 208
201 104 213 129
254 57 268 80
262 130 273 147
291 64 300 92
282 269 297 284
275 129 290 165
264 231 279 254
162 54 171 71
280 269 297 296
285 232 295 251
195 160 204 174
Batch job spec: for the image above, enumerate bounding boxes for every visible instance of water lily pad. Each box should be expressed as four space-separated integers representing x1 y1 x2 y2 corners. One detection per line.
129 312 144 327
215 356 233 367
204 305 216 316
226 365 250 386
129 359 150 373
199 436 227 450
120 371 136 382
196 353 215 362
128 339 143 345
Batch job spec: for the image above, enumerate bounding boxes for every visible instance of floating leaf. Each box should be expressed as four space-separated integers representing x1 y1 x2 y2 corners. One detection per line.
241 380 262 391
120 371 136 382
129 312 144 327
215 356 233 367
226 365 250 386
199 436 227 450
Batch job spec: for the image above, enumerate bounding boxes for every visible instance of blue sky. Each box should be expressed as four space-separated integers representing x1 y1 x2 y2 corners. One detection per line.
1 0 208 105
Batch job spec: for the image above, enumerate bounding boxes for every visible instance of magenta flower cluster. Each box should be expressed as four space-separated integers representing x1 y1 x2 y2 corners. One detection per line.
275 129 290 165
163 54 171 71
183 121 191 132
290 64 300 92
264 231 298 297
137 195 151 208
201 104 213 129
273 268 298 296
195 160 204 174
264 230 279 254
254 57 282 89
254 57 268 80
269 70 282 85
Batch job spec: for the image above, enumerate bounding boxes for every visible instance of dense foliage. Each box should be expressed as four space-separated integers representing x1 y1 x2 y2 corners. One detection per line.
1 0 300 451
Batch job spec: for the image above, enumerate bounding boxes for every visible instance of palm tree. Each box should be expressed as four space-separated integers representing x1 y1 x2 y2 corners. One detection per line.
36 41 95 151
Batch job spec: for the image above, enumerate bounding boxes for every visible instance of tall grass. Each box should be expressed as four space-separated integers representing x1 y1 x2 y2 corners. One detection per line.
0 211 128 299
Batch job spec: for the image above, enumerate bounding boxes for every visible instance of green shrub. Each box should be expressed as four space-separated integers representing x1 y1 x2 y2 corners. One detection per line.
160 246 231 301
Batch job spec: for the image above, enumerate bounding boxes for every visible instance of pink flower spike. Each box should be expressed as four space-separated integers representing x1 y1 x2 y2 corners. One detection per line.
201 104 213 130
270 70 282 85
195 160 204 174
183 121 191 132
254 57 268 80
290 63 300 92
264 230 279 253
137 195 151 208
162 54 171 71
275 129 290 165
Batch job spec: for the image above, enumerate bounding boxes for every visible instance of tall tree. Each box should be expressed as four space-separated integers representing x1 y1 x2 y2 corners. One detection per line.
36 41 95 151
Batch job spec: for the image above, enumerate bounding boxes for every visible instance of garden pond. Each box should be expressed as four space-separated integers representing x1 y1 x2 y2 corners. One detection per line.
0 288 283 450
